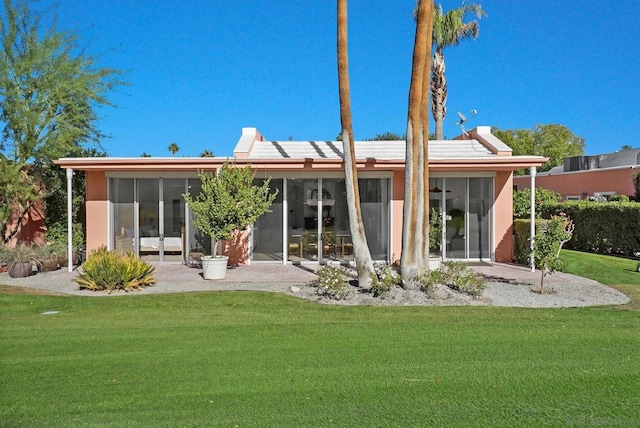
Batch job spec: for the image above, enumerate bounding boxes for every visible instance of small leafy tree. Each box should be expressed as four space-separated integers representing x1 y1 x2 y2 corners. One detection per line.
531 214 575 293
0 157 38 241
182 163 278 257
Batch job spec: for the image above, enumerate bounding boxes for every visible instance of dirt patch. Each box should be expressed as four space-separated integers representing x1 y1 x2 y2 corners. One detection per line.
0 284 67 297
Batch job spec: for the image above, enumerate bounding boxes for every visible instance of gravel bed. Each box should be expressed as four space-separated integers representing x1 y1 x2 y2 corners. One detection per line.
1 267 630 308
285 280 630 308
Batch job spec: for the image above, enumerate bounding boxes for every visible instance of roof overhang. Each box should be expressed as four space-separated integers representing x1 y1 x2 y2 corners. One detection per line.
55 155 547 173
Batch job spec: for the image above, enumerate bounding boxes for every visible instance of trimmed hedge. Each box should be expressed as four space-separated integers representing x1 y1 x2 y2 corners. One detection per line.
539 201 640 256
513 219 550 264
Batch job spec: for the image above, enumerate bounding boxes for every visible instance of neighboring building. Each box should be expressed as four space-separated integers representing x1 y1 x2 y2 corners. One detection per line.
513 149 640 200
55 126 545 266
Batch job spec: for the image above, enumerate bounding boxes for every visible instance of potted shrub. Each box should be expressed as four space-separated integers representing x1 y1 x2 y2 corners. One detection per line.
183 163 278 280
36 242 63 272
0 242 40 278
429 207 443 270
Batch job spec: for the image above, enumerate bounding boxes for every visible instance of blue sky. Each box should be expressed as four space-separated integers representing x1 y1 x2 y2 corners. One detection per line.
38 0 640 157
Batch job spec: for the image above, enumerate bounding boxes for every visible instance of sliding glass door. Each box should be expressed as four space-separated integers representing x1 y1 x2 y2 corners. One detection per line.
110 177 188 262
252 179 283 261
260 177 388 264
434 176 493 260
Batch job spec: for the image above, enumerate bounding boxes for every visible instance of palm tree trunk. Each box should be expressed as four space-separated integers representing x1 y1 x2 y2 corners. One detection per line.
401 0 433 281
337 0 374 289
431 49 447 140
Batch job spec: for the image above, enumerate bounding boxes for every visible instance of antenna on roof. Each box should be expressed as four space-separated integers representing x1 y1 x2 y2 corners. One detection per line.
454 109 477 138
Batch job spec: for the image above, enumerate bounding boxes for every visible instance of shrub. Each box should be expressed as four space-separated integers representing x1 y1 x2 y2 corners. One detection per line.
513 187 560 219
75 247 155 293
540 201 640 256
437 261 486 298
607 194 630 202
513 219 550 264
314 265 350 300
369 263 402 297
45 222 84 252
411 262 486 298
412 269 445 297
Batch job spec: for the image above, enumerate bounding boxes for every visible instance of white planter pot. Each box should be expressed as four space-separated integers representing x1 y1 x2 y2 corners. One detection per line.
428 257 442 271
201 255 229 280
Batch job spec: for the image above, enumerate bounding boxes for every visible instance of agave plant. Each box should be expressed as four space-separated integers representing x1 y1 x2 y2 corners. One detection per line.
0 243 40 267
0 243 40 277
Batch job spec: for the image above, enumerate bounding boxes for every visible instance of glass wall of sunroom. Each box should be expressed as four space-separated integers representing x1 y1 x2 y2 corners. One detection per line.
108 173 492 264
251 176 390 264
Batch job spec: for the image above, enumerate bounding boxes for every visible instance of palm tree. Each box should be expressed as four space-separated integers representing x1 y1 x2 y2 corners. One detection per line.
199 149 214 157
431 2 486 139
337 0 374 289
401 0 434 280
167 142 179 156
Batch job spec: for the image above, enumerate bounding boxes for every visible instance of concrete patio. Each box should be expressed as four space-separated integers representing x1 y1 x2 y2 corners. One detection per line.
0 261 607 297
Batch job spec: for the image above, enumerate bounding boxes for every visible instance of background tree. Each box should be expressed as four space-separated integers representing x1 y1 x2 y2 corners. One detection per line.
401 0 434 280
431 2 486 139
0 0 123 243
337 0 374 288
168 142 179 156
365 132 405 141
199 149 214 157
140 152 152 157
493 124 585 174
0 155 38 242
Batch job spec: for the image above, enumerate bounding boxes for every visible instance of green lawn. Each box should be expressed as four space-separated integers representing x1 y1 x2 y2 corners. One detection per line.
1 286 639 427
560 249 640 310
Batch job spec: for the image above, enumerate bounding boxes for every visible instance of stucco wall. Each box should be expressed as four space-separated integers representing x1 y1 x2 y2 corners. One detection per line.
494 171 514 262
513 167 637 199
390 170 405 264
85 171 109 255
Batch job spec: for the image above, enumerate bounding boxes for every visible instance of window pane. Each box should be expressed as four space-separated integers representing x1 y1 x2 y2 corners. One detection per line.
110 178 134 254
468 177 492 259
445 178 466 259
252 178 283 261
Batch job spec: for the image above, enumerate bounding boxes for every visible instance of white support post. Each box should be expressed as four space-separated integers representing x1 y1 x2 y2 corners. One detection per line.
529 166 536 272
66 168 74 272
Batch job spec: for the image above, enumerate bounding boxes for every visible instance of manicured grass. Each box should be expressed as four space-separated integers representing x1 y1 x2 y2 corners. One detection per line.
1 289 639 427
560 249 640 309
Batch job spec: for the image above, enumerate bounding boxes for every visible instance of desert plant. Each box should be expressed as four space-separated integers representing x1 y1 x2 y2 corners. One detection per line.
314 265 351 300
0 242 40 267
0 242 40 277
75 247 155 293
369 263 402 297
35 243 63 271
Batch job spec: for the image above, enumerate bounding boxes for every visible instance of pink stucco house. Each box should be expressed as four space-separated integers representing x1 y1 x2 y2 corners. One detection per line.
513 150 640 200
55 126 545 266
